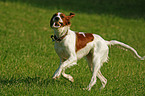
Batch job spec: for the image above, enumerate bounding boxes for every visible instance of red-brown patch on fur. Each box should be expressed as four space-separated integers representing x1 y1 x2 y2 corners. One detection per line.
60 13 75 26
75 32 94 52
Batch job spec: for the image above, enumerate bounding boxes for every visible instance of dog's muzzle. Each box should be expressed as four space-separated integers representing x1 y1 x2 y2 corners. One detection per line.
52 22 63 28
52 17 63 28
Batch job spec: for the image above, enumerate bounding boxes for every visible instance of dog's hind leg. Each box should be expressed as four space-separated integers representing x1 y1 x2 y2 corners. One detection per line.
97 70 107 89
86 56 101 91
85 52 93 72
86 41 109 91
86 52 107 88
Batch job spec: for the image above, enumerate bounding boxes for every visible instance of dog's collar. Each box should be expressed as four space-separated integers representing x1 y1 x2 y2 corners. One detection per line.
51 30 68 42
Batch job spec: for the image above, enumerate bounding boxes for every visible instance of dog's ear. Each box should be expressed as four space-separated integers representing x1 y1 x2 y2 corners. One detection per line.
69 13 75 18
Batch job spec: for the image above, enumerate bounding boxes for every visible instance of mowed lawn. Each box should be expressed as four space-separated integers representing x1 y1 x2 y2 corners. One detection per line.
0 0 145 95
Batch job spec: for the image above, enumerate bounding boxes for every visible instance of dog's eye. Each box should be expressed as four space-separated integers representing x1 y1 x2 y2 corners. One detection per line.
61 16 64 18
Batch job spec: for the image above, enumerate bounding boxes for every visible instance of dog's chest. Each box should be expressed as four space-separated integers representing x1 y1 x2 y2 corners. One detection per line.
54 41 71 59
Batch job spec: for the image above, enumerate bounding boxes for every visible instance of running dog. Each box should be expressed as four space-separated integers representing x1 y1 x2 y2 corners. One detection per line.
50 12 145 91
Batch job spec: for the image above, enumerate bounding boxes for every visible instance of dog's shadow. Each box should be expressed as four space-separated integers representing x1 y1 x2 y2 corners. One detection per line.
0 76 53 86
0 76 75 87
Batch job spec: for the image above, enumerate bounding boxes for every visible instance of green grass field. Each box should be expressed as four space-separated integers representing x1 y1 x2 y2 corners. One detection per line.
0 0 145 95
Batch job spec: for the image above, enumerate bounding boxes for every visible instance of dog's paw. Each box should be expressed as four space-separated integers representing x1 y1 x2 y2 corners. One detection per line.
83 87 91 91
52 75 60 80
99 85 105 91
52 72 61 79
52 69 62 79
69 77 74 82
52 73 61 79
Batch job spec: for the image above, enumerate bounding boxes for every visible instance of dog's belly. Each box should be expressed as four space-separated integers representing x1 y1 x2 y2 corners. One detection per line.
76 42 94 60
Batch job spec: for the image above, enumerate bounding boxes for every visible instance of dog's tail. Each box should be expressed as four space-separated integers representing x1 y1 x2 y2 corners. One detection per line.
106 40 145 60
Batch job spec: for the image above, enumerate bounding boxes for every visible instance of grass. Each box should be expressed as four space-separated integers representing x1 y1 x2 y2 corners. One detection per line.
0 0 145 95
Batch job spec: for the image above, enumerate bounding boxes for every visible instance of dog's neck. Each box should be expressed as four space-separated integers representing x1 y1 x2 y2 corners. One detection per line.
53 26 70 38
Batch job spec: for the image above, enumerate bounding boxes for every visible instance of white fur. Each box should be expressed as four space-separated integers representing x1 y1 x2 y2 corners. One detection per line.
53 12 63 23
78 32 86 37
52 15 145 91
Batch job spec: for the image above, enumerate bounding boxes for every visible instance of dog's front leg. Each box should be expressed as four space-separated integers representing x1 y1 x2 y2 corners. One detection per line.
52 59 63 79
52 56 77 79
52 65 62 79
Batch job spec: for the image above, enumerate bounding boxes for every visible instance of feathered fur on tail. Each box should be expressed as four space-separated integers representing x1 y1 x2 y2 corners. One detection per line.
106 40 145 60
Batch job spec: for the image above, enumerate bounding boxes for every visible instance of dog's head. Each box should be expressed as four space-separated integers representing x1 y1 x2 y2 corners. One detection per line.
50 12 75 28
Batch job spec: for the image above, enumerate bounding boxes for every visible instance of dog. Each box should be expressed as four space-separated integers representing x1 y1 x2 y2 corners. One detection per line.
50 12 145 91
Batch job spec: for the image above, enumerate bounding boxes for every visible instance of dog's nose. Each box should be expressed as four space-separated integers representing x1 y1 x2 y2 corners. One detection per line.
54 17 60 21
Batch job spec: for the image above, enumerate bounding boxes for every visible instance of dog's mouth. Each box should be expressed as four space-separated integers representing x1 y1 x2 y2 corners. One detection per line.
52 22 63 28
